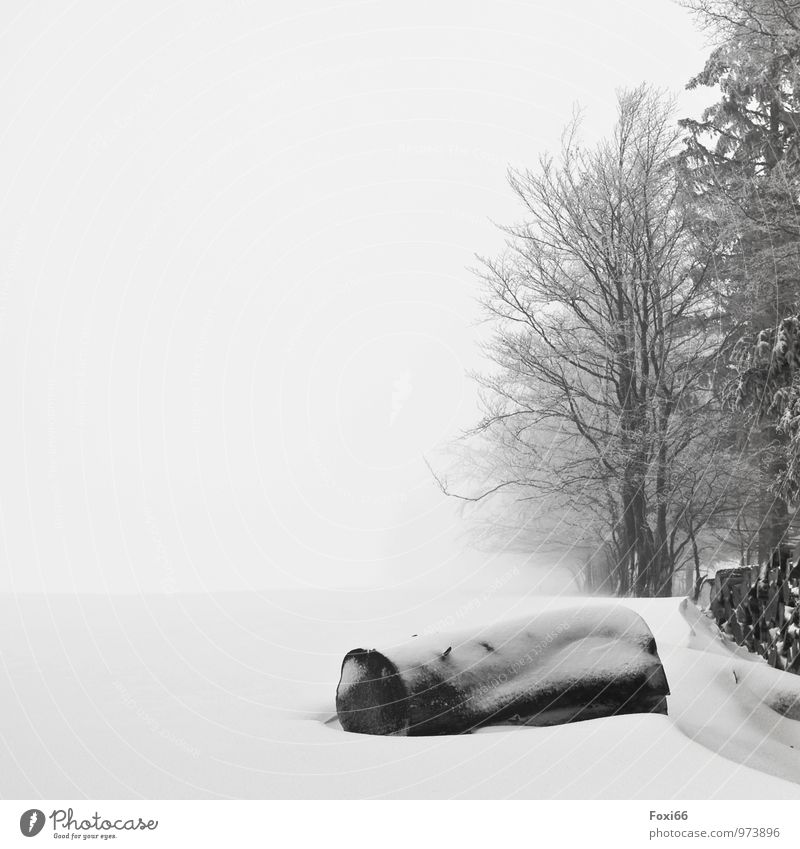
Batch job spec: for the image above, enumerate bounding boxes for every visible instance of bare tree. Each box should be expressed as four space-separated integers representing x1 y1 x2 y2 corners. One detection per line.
434 86 736 597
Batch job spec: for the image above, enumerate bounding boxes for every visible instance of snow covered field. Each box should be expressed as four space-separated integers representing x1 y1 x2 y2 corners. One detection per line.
2 588 800 799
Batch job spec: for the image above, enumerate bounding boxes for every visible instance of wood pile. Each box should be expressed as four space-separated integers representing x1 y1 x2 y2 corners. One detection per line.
702 545 800 672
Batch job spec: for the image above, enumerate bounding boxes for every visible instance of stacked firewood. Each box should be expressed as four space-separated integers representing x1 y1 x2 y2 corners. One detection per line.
703 545 800 673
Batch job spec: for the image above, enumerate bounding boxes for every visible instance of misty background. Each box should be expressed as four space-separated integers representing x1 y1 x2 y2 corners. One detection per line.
0 0 709 594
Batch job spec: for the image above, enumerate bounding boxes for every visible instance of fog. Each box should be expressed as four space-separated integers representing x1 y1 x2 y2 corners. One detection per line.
0 0 709 593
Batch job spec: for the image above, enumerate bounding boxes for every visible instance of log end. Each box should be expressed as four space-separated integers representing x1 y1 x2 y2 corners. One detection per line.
336 649 411 736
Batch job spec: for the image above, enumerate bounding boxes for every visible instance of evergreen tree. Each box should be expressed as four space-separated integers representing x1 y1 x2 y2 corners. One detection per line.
680 0 800 559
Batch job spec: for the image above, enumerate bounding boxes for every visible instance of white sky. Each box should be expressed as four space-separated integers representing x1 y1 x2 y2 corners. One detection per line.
0 0 712 593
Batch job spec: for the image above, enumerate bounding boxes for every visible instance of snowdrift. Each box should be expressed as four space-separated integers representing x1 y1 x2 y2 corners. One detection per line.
3 591 800 798
337 605 669 735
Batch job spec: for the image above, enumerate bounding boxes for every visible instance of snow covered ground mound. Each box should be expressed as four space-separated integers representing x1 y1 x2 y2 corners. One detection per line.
1 590 799 799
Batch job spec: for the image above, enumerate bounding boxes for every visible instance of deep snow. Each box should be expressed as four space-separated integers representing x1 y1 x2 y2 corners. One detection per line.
1 589 799 799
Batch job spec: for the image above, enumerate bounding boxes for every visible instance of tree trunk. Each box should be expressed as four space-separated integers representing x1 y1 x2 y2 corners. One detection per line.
689 517 702 600
653 431 672 597
758 424 790 564
336 606 670 735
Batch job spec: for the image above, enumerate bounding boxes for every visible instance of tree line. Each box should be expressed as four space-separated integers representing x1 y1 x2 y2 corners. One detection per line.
433 0 800 597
